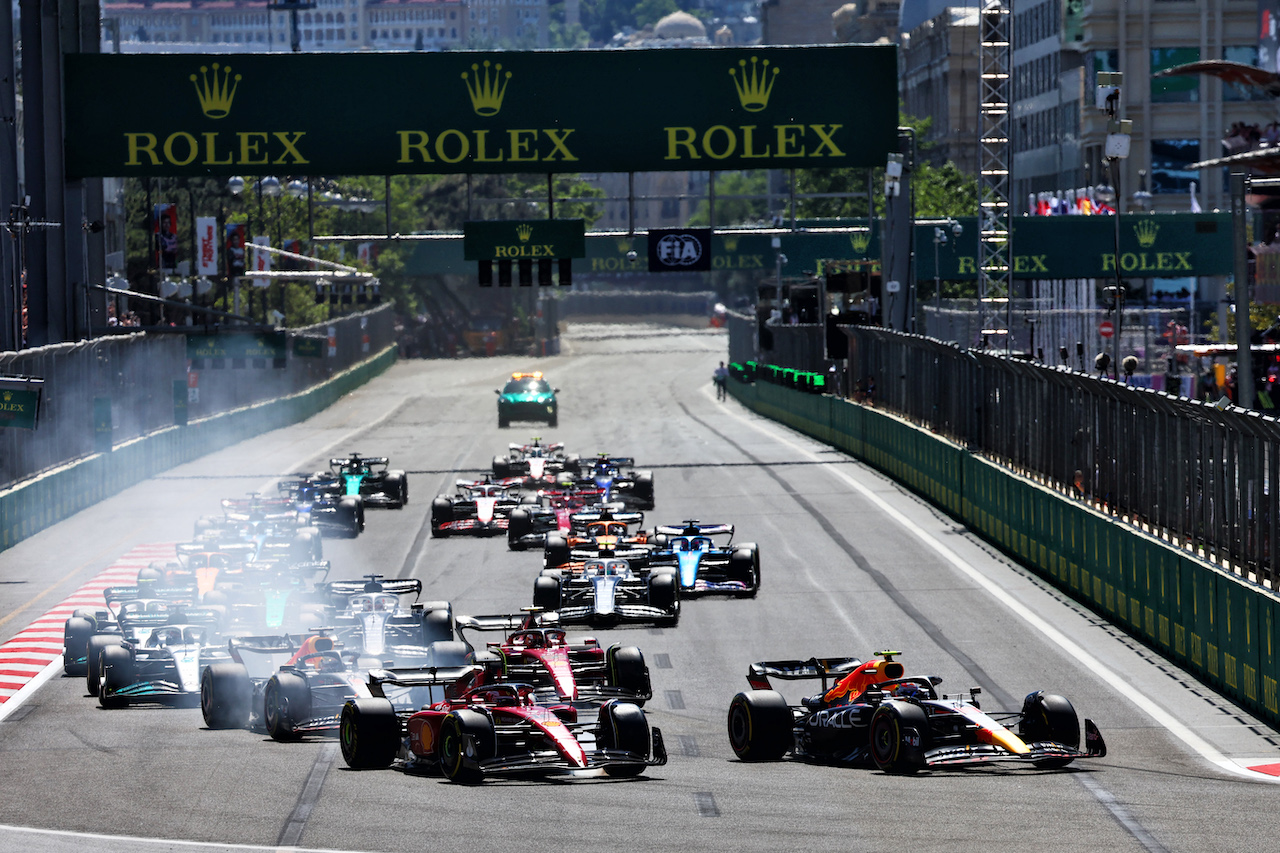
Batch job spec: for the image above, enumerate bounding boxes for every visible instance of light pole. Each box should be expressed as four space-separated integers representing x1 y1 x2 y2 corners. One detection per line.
932 219 962 304
1097 71 1131 380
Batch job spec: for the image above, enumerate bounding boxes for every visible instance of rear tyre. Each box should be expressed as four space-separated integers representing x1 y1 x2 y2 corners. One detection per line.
544 535 570 568
633 472 654 510
201 662 252 729
438 709 495 784
727 690 793 761
1019 691 1080 769
869 701 930 774
597 701 650 777
339 698 400 769
264 672 311 741
492 456 512 479
507 509 533 547
62 616 95 676
606 645 651 701
533 576 562 611
98 646 134 709
421 607 455 645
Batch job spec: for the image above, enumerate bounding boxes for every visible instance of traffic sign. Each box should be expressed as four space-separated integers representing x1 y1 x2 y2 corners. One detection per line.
1099 320 1114 338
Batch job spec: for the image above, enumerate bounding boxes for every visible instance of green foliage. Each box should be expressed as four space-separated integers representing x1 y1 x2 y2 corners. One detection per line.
549 20 590 48
633 0 678 29
688 171 769 227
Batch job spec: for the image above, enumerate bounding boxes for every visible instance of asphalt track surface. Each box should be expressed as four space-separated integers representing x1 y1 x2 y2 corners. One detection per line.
1 322 1278 853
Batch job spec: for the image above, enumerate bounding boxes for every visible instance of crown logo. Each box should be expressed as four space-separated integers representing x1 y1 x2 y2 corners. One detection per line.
2 392 9 402
462 61 512 117
723 235 740 251
1133 219 1159 248
730 56 779 112
850 230 871 254
516 223 533 242
190 63 241 120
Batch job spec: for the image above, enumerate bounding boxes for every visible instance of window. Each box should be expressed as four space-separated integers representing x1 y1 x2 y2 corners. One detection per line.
1151 48 1200 102
1224 46 1268 101
1151 139 1200 194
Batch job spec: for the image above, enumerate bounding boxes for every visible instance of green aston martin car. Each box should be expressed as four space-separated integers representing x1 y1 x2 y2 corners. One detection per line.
496 372 558 429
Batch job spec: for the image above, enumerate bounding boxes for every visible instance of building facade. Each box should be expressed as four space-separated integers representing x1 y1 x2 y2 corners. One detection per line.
899 6 979 173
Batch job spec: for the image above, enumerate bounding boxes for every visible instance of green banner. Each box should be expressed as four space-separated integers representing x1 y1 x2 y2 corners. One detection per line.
186 332 287 360
293 336 325 358
0 383 41 430
63 46 898 178
464 220 586 260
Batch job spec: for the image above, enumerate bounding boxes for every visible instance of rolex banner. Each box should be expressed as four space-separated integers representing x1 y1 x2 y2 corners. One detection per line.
62 47 898 178
0 377 43 430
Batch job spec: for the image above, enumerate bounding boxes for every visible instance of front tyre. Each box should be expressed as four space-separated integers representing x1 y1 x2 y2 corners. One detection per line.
606 645 652 701
264 672 311 741
438 709 495 784
869 701 930 774
727 690 793 761
597 701 650 777
340 698 400 769
201 663 252 729
1018 691 1080 769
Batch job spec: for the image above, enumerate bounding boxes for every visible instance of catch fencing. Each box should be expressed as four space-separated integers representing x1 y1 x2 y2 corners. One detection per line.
730 313 1280 591
0 305 396 490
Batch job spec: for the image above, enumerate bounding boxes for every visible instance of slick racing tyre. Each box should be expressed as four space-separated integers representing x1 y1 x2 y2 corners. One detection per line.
649 572 679 625
729 547 760 599
98 645 134 709
507 509 533 547
291 529 323 562
337 497 363 538
264 672 311 741
201 663 252 729
340 698 400 769
727 690 793 761
438 710 496 784
597 701 651 777
492 456 512 479
385 472 407 509
869 701 930 774
430 498 453 538
85 634 124 696
421 606 455 645
606 645 651 702
1018 691 1080 769
544 535 570 568
62 616 95 676
533 576 562 611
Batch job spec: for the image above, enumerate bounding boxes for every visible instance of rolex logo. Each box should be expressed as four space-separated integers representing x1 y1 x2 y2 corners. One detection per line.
723 235 740 251
1 392 9 402
1134 219 1159 248
730 57 779 112
516 223 534 242
190 63 241 119
463 61 511 117
850 230 871 254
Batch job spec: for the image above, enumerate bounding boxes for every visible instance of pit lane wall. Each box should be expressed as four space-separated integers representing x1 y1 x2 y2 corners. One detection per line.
728 378 1280 729
0 344 397 553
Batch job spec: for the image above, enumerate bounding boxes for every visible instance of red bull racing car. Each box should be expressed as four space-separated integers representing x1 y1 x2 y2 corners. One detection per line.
727 651 1107 774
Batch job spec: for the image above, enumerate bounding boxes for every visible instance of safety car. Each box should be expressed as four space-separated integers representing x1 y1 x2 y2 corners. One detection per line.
496 372 558 428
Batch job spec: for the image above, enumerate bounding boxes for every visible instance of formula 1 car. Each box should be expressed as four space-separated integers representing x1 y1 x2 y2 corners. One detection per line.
339 670 667 782
572 455 654 510
534 558 679 627
307 453 408 509
278 479 364 538
492 437 576 483
97 613 228 709
726 651 1107 774
541 510 653 569
457 610 652 704
505 487 611 551
200 583 464 736
192 494 328 556
648 521 759 598
431 479 524 538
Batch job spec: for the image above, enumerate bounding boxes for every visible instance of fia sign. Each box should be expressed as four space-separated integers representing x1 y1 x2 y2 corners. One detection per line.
647 228 712 272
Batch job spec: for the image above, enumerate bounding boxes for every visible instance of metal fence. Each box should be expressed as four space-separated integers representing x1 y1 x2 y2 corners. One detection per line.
730 315 1280 590
0 304 396 490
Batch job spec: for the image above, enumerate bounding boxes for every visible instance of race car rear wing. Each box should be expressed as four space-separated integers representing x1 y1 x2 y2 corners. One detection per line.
327 577 423 600
569 509 645 526
746 657 865 692
362 664 484 699
330 456 389 467
654 522 734 537
456 610 560 633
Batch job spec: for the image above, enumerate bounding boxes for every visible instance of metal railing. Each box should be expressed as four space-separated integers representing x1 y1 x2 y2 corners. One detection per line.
0 304 396 490
729 315 1280 589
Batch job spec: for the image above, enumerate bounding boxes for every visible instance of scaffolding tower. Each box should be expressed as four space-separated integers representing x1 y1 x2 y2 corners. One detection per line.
978 0 1012 350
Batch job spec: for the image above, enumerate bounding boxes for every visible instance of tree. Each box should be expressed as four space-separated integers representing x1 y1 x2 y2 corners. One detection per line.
687 171 769 227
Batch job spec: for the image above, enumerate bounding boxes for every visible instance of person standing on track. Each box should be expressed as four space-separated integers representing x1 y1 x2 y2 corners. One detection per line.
713 361 729 400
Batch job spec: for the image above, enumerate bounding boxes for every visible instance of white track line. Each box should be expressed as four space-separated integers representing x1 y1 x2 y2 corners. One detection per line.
715 386 1280 784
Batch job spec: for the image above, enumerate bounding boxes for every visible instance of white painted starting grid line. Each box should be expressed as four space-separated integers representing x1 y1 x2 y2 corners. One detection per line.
0 543 177 714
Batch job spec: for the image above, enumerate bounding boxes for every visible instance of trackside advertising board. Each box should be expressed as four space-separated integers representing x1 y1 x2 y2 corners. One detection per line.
62 46 899 178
